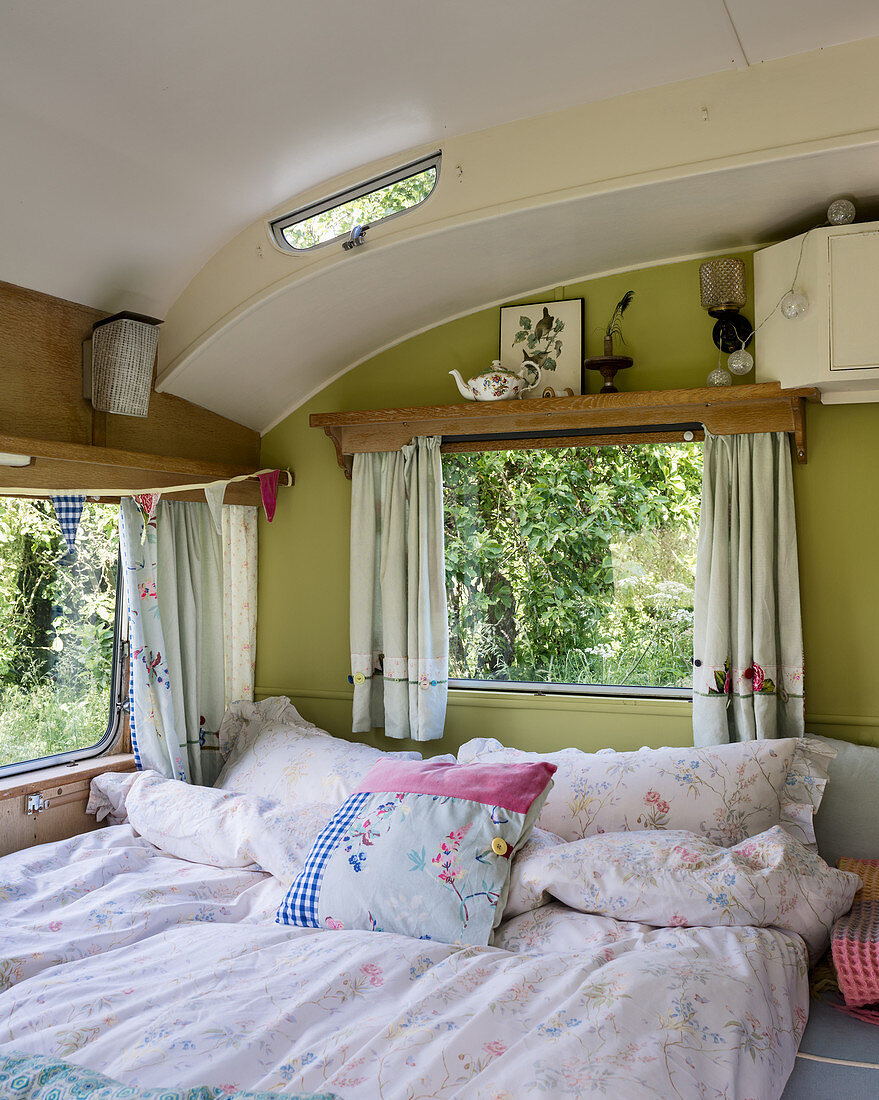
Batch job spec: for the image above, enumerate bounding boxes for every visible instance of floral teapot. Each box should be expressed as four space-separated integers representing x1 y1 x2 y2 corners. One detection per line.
449 360 542 401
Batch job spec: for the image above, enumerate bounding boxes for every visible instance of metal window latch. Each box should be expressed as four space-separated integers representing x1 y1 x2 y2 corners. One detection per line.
342 224 369 251
26 793 44 816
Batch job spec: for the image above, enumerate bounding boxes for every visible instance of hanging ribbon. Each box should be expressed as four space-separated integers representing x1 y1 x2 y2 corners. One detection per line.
50 495 86 555
258 469 280 523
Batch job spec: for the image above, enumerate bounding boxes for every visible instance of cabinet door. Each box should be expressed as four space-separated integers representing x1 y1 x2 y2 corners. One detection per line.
830 231 879 371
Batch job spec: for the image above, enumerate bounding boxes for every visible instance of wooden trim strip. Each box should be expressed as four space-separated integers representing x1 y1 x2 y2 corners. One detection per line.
0 432 257 480
0 753 135 802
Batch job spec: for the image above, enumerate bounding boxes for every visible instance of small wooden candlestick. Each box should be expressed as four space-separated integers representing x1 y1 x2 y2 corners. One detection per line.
583 355 633 393
583 332 633 393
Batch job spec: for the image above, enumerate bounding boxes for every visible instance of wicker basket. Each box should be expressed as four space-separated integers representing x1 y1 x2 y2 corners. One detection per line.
91 314 160 417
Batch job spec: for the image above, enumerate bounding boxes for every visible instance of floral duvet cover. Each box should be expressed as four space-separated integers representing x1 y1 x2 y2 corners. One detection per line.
0 771 853 1099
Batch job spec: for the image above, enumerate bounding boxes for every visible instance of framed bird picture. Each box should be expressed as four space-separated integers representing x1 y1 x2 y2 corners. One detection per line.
498 298 584 398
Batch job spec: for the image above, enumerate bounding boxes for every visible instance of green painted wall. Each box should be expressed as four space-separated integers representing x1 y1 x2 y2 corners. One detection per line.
258 252 879 753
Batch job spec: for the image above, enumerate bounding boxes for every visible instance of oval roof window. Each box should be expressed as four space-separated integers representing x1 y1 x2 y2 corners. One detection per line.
269 152 440 253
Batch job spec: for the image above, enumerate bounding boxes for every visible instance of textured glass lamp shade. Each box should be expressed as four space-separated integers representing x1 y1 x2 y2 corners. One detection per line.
827 198 856 225
707 367 732 387
780 291 809 320
699 258 747 312
727 349 754 375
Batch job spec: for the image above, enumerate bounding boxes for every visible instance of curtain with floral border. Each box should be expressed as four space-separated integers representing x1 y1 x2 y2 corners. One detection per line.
692 431 804 745
350 437 448 740
120 497 186 780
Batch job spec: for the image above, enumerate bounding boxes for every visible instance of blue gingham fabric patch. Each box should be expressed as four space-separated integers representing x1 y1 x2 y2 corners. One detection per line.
278 791 370 927
50 494 86 554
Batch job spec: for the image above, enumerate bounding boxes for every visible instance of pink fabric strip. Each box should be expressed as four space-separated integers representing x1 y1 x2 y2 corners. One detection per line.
353 758 556 814
258 470 280 523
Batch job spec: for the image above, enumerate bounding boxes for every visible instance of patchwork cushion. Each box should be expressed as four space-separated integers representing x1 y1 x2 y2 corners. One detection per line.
457 736 834 848
276 758 555 945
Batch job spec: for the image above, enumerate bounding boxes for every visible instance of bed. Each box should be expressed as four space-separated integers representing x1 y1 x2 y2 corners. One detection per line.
0 703 875 1099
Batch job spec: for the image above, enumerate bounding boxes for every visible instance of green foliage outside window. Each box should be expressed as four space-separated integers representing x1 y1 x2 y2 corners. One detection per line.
281 166 437 250
0 500 119 767
443 444 702 689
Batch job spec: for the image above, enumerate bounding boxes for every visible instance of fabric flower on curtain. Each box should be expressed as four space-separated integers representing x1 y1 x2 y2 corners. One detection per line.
350 436 448 741
692 431 804 745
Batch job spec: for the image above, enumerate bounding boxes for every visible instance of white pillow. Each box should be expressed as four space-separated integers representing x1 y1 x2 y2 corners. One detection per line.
457 736 835 848
215 697 421 809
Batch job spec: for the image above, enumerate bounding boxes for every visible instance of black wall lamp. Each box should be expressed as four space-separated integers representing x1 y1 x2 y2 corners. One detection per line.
699 258 753 353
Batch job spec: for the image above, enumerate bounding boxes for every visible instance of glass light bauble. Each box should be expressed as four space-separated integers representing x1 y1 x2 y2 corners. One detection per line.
827 198 856 225
780 290 809 319
727 349 754 376
707 367 732 387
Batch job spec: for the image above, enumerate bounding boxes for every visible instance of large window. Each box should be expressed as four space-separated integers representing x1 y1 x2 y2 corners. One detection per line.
0 500 122 772
269 153 440 252
443 443 702 695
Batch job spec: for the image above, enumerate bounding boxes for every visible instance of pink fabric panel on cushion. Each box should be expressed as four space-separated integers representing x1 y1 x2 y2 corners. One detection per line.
353 758 556 813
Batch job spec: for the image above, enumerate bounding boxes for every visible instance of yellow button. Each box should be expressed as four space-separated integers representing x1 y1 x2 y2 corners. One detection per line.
491 837 508 856
353 672 366 685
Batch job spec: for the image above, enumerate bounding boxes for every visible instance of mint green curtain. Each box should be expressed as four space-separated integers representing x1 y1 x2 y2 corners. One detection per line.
350 437 448 741
692 432 805 745
156 502 225 785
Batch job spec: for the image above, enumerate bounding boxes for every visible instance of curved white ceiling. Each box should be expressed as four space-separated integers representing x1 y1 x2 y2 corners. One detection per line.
156 141 879 432
2 0 878 318
2 1 879 431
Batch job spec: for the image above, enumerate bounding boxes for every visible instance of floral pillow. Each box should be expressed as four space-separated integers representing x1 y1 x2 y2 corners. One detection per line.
215 697 422 810
457 736 835 848
504 826 565 917
276 757 556 945
513 826 861 962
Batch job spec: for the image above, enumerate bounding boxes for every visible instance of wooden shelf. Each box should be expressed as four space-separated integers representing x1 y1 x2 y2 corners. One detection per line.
0 431 264 504
311 382 820 476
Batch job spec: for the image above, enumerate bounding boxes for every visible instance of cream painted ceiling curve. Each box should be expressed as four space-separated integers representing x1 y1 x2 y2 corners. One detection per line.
2 1 879 431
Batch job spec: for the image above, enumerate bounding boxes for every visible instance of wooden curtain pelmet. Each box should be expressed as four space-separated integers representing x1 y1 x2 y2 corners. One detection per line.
310 383 819 478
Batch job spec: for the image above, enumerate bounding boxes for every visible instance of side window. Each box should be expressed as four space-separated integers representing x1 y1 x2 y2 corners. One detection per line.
269 153 440 252
443 443 702 695
0 500 123 773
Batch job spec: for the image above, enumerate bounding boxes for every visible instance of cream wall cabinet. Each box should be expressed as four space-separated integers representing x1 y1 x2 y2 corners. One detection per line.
754 220 879 403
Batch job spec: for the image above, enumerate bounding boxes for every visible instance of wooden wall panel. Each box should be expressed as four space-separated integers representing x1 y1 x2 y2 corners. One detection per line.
0 279 260 472
0 754 135 857
0 281 102 444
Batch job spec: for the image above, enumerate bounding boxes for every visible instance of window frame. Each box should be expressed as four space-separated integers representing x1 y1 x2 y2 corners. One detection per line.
268 152 441 254
442 439 701 701
0 535 128 781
